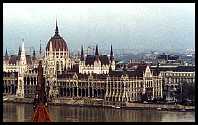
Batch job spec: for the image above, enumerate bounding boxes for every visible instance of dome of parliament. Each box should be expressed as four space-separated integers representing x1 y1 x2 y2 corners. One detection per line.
46 21 68 52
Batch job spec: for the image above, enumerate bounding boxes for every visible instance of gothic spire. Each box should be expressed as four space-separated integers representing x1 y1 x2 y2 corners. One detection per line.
110 44 114 61
95 44 99 56
33 49 36 60
80 45 84 61
18 46 21 57
40 41 42 55
5 48 9 60
20 41 27 65
55 19 59 35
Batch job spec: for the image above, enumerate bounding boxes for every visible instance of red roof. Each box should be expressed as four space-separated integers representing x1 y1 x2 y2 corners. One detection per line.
46 34 68 51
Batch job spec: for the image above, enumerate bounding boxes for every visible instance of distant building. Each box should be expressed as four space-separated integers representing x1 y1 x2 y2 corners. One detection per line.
157 53 181 65
142 52 158 64
180 54 195 66
151 65 195 102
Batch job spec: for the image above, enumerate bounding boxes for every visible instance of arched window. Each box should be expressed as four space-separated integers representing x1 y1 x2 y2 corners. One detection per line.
34 77 36 85
56 61 59 71
27 77 30 85
61 61 63 71
31 78 33 85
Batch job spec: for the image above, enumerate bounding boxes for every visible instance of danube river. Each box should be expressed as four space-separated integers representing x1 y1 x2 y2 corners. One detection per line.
3 103 195 122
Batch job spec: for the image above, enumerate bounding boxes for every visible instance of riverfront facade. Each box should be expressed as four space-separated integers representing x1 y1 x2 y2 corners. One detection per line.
3 21 194 106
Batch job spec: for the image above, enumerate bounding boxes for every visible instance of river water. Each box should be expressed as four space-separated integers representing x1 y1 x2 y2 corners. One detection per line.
3 103 195 122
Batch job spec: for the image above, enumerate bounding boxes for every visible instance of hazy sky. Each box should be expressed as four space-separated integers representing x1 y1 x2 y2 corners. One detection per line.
3 3 195 55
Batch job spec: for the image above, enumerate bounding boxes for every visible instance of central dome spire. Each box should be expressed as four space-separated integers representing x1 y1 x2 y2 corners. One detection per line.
55 19 59 35
46 19 68 52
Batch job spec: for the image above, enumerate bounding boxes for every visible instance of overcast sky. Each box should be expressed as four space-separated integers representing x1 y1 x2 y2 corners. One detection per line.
3 3 195 55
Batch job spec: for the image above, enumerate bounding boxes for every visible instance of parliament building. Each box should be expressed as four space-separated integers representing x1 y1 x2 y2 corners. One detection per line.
3 21 165 106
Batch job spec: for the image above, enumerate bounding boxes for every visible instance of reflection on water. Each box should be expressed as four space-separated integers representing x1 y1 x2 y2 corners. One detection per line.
3 103 195 122
16 104 24 122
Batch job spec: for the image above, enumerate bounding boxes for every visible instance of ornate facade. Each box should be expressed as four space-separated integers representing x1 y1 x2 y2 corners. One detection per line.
48 65 163 105
44 21 72 98
160 67 195 102
79 45 115 74
56 73 106 99
3 41 38 98
3 72 18 96
3 20 165 106
105 65 163 106
23 68 38 98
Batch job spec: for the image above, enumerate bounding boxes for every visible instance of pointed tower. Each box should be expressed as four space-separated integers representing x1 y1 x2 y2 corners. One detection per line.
20 41 27 65
144 65 152 77
55 19 59 36
79 45 85 74
4 48 9 65
33 49 36 60
109 45 115 71
17 41 26 98
40 41 42 55
110 44 114 62
80 45 84 61
5 48 9 60
95 44 100 60
95 44 99 56
18 46 21 60
93 44 101 73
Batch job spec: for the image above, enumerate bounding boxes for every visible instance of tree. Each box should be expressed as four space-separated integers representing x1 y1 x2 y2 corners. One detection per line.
179 80 195 105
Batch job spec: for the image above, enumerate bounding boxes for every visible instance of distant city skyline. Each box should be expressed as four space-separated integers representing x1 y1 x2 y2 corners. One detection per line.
3 3 195 55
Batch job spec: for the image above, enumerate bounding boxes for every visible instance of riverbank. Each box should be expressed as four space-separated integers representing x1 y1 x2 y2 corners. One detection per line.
3 97 195 112
3 96 33 104
125 103 194 112
4 103 195 122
